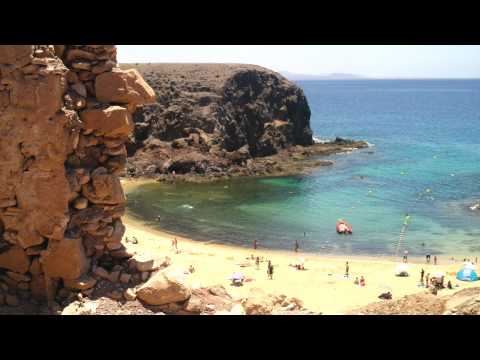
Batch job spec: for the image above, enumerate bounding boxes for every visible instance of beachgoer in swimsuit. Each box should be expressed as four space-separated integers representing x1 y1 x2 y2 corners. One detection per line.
294 240 299 253
345 262 349 278
434 256 437 265
420 268 425 284
255 257 260 270
447 280 452 289
360 276 365 287
253 240 258 250
354 277 359 285
267 261 273 280
425 273 430 288
426 254 431 264
403 250 408 263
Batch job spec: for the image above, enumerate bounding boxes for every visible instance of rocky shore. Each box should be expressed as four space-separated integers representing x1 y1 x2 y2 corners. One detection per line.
121 63 368 182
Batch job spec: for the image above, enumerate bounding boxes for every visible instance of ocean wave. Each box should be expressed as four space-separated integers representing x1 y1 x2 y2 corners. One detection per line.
313 136 329 144
366 141 375 147
180 204 194 209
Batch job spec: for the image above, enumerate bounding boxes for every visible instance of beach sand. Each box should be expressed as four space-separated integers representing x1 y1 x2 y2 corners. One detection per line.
122 179 479 314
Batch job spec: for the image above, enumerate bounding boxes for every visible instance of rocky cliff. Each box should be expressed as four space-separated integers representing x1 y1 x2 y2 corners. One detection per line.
0 45 155 307
121 63 318 179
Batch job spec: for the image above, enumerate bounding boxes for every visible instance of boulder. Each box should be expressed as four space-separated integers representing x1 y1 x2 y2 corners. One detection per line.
183 285 234 314
133 253 170 272
80 106 134 139
0 245 31 274
41 237 89 280
95 68 156 106
136 268 191 306
82 167 126 205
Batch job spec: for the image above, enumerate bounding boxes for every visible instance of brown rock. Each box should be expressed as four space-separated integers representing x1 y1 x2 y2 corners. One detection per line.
30 274 52 300
6 271 31 282
17 282 30 291
41 237 89 280
119 272 131 284
79 106 133 139
26 245 45 256
73 197 88 210
6 293 19 307
136 268 191 306
63 275 97 291
109 270 121 283
93 266 110 280
109 290 123 301
0 45 32 65
82 167 126 205
0 245 31 273
95 68 156 106
29 258 43 275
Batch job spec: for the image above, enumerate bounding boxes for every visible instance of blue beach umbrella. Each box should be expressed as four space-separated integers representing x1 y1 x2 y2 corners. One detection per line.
456 267 478 282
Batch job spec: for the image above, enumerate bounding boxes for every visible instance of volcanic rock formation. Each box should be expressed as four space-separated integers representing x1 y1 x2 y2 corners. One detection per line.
0 45 155 306
121 64 315 178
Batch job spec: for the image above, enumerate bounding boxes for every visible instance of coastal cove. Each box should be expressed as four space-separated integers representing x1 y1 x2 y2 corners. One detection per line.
126 80 480 258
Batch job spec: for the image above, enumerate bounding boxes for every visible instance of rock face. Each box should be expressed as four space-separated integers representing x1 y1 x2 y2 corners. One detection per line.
120 64 314 178
0 45 154 305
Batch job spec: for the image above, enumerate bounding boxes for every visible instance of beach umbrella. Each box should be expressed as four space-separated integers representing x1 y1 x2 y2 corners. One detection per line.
231 272 245 281
456 268 478 282
395 263 409 276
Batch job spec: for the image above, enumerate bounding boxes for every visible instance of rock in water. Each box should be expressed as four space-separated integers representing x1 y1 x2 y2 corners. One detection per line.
136 268 192 306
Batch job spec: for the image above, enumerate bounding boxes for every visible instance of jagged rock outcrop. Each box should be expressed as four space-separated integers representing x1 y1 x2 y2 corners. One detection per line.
120 63 316 178
0 45 155 307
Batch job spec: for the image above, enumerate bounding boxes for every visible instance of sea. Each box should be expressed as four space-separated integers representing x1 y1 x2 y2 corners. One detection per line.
126 80 480 258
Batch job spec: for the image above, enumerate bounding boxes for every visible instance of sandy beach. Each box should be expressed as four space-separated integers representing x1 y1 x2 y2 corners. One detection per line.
122 179 479 314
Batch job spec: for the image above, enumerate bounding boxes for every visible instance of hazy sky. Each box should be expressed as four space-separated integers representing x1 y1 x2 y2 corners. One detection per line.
117 45 480 79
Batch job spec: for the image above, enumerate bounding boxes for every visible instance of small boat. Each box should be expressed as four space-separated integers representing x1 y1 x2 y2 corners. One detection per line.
336 219 352 234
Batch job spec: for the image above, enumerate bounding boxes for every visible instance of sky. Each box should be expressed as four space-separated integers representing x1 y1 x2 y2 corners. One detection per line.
117 45 480 79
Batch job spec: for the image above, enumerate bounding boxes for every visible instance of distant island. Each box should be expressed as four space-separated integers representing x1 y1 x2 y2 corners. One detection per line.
280 71 367 81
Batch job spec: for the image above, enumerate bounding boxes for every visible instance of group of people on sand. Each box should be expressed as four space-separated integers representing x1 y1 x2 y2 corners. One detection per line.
354 276 366 287
419 268 452 292
345 262 366 287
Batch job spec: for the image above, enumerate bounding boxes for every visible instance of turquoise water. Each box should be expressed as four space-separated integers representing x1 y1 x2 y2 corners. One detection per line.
127 80 480 257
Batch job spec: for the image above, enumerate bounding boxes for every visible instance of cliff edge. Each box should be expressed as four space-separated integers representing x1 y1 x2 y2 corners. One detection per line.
121 63 318 179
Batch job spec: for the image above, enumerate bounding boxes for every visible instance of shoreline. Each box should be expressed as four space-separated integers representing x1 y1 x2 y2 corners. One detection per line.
122 179 479 314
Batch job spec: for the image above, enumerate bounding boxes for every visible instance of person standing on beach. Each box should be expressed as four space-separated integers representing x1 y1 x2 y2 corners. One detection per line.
345 262 349 278
267 261 274 280
425 273 430 288
294 240 299 253
403 250 408 263
434 256 437 265
174 237 178 251
253 240 258 250
255 256 260 270
420 268 425 284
